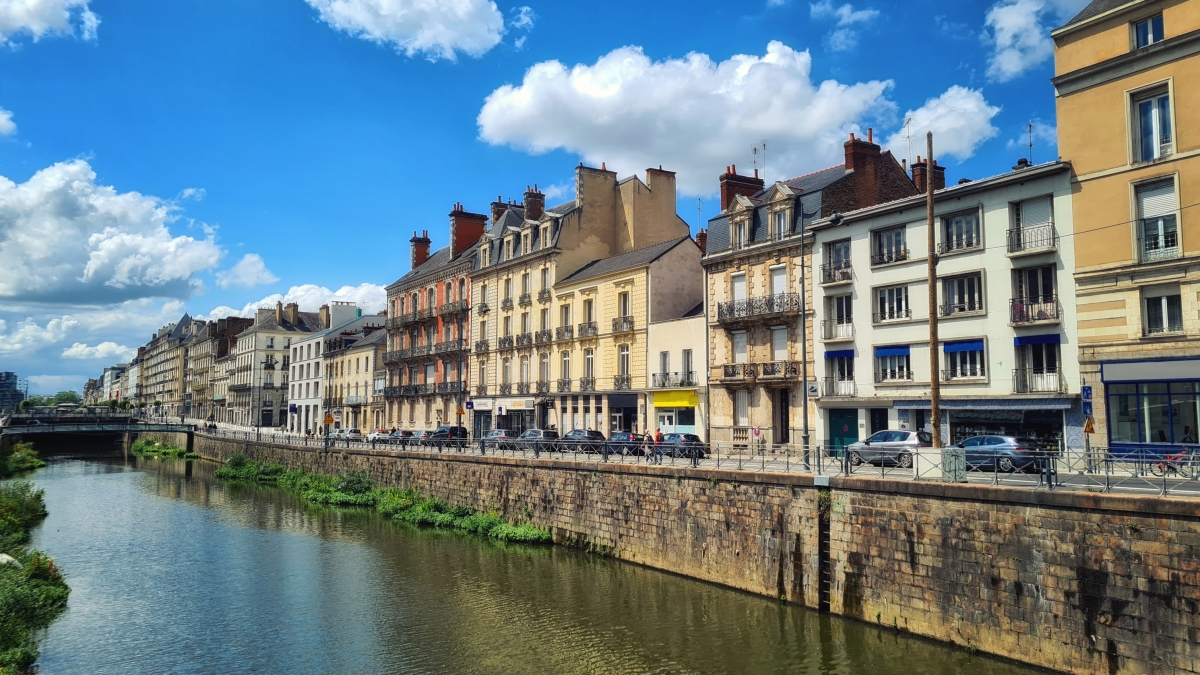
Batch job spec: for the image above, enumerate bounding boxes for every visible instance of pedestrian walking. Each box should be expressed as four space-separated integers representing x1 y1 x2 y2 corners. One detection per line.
653 427 664 465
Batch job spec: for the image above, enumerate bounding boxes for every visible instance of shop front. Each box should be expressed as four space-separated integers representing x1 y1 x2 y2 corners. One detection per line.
606 393 640 434
893 397 1077 450
495 397 536 434
651 390 700 438
470 399 493 439
1101 357 1200 457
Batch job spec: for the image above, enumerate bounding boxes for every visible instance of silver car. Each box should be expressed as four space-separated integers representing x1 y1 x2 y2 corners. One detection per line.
846 430 933 468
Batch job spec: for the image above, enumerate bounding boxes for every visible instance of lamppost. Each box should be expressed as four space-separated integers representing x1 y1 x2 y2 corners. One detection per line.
455 303 472 441
257 353 277 441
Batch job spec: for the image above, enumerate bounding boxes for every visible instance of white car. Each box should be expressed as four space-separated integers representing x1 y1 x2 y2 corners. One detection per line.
344 428 363 440
367 430 389 441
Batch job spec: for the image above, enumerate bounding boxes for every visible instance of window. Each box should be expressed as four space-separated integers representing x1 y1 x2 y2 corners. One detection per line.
503 316 512 336
504 238 513 260
584 349 594 377
942 274 983 315
427 288 435 308
944 340 985 379
1134 14 1163 49
480 284 488 305
522 273 530 294
1134 88 1172 161
731 272 747 301
540 354 550 381
618 292 630 317
425 362 436 384
769 266 786 296
659 351 670 374
1138 180 1179 262
771 326 788 361
942 212 981 252
830 355 854 381
872 226 908 265
267 337 274 349
520 356 530 383
541 226 549 247
521 312 530 333
503 278 512 299
734 221 747 250
1011 196 1053 243
682 349 693 375
734 390 749 427
444 281 453 304
479 361 487 386
480 320 488 340
560 351 570 379
1108 382 1200 445
458 279 466 302
541 267 550 289
875 285 909 322
443 323 452 342
830 294 853 327
618 345 630 376
774 210 788 240
583 299 594 323
522 233 530 254
828 239 851 265
732 331 748 364
502 358 511 384
560 304 571 327
875 347 912 382
1144 289 1183 335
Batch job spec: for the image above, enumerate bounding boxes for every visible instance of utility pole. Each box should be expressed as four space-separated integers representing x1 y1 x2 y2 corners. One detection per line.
925 132 941 450
800 235 811 467
455 304 470 443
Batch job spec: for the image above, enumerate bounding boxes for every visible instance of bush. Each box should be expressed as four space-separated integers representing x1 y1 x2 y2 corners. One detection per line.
0 444 45 479
226 454 248 469
130 438 191 459
0 483 69 674
336 470 374 495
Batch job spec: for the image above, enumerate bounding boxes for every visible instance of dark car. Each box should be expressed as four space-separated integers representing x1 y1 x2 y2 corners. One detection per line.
482 429 519 452
660 433 708 458
389 430 414 446
518 429 560 453
956 435 1044 473
426 426 469 448
607 432 647 456
561 429 607 453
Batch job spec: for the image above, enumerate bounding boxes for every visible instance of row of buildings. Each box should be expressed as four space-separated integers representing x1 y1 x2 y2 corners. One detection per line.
82 0 1200 456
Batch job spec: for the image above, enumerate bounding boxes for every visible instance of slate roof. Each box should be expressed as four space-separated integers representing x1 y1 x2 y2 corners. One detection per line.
558 236 693 285
546 199 578 216
246 311 324 334
475 197 577 269
1059 0 1135 30
357 328 387 346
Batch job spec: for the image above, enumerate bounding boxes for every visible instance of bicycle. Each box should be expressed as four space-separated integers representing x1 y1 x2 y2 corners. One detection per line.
1150 447 1196 478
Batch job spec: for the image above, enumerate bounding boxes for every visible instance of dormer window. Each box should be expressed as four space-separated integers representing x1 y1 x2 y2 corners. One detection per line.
504 238 513 260
541 225 549 247
1134 14 1163 49
733 221 747 250
774 211 788 240
522 232 530 254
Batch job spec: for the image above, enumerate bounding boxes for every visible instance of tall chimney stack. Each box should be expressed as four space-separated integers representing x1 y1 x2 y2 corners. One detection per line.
696 229 708 255
410 230 432 269
450 203 487 257
286 302 299 326
718 164 765 210
524 184 545 221
275 300 283 325
319 304 330 329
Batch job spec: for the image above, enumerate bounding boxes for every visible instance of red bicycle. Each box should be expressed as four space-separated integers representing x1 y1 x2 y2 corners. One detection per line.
1150 448 1195 478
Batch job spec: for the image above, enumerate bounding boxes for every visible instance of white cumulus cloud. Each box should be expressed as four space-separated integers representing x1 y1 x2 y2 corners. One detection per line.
0 315 79 355
478 41 895 195
0 159 223 304
984 0 1089 82
0 108 14 136
810 1 878 51
216 253 280 290
61 341 136 362
201 283 388 320
303 0 506 61
884 86 1001 165
0 0 98 44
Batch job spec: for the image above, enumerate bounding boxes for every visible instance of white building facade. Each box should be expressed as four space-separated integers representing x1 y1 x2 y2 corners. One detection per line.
645 309 708 440
810 161 1085 452
288 302 365 434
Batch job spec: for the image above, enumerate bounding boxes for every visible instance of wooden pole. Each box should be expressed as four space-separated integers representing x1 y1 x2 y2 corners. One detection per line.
926 132 941 449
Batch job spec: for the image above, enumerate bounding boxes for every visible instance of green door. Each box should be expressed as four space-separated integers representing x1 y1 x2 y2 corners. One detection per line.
828 409 859 456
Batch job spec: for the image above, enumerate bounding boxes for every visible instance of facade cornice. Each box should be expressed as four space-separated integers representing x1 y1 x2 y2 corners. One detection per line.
1053 28 1200 96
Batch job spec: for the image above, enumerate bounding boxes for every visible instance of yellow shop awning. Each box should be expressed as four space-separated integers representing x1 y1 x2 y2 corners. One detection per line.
653 390 698 408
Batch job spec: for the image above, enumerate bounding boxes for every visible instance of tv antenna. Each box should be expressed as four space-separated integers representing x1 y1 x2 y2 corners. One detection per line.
901 116 915 164
752 141 767 183
1027 120 1035 163
697 197 703 227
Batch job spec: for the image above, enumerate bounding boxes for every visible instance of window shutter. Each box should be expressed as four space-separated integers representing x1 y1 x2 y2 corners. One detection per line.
1019 196 1051 226
1138 181 1178 218
732 274 746 301
772 327 787 361
770 267 786 295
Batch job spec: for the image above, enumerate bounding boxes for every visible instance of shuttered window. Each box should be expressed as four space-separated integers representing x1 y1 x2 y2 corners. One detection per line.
1016 196 1051 228
732 273 747 301
770 267 787 296
1138 180 1178 218
733 331 748 364
771 327 788 361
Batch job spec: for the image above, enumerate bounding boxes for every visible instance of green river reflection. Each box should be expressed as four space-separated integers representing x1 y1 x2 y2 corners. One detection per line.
26 455 1047 674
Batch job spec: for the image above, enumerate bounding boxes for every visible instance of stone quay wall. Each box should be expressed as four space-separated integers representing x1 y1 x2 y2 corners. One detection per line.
172 432 1200 675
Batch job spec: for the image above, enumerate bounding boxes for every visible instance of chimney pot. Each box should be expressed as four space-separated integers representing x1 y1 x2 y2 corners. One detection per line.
868 127 873 143
696 229 708 255
754 168 758 178
601 162 606 170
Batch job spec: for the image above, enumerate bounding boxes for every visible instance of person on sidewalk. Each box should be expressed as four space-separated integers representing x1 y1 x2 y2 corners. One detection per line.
654 428 664 465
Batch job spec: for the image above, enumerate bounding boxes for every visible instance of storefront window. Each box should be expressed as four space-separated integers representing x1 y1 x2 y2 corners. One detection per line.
1140 383 1171 444
1107 383 1137 443
1171 382 1200 444
1105 381 1200 445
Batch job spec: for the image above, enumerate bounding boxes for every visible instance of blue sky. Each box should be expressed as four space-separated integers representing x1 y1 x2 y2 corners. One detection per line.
0 0 1085 393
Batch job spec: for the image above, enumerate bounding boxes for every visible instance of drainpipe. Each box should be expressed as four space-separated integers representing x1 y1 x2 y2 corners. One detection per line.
801 229 811 469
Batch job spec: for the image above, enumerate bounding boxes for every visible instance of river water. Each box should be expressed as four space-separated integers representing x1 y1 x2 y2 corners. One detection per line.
25 455 1046 674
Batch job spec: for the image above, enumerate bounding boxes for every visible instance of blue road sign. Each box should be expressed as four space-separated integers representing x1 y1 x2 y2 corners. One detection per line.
1083 401 1093 417
1081 385 1093 401
465 401 474 410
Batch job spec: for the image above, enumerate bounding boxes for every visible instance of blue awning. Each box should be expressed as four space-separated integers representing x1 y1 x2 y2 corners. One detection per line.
944 339 984 353
1014 334 1061 346
875 345 910 357
825 349 854 359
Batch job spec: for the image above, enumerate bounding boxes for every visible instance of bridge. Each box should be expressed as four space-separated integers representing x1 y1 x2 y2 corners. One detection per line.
0 419 195 453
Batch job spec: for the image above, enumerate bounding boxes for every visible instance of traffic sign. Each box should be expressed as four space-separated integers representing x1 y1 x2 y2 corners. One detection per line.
465 401 474 410
323 413 334 425
456 407 465 416
1082 401 1093 417
753 427 761 437
1083 417 1095 434
1081 385 1093 401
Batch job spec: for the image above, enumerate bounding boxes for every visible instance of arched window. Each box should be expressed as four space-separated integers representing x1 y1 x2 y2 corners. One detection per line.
458 279 466 302
426 288 435 309
445 281 453 303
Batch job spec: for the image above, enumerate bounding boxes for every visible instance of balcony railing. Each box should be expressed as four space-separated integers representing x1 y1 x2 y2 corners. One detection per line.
383 350 402 364
557 379 572 392
516 382 531 395
939 301 984 317
501 298 514 311
942 367 986 381
346 395 366 405
475 384 488 396
870 248 910 266
720 364 757 382
477 302 490 314
613 375 632 390
1010 297 1060 325
820 261 853 284
555 326 574 341
536 380 551 394
716 293 801 323
229 382 251 391
516 333 533 347
872 309 911 323
1012 368 1065 393
1139 232 1180 263
384 386 402 397
519 292 532 306
652 372 696 388
475 339 490 352
612 316 635 333
580 377 596 392
498 336 514 350
578 321 599 338
499 383 512 395
821 378 856 397
937 235 981 254
401 345 432 359
821 320 854 341
1145 322 1184 336
759 361 799 381
437 382 462 394
439 300 467 316
874 370 914 383
537 289 552 302
534 329 553 345
1006 223 1057 254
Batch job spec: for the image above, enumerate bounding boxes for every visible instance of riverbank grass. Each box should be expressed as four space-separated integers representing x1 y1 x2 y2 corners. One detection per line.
0 481 70 675
216 456 551 544
0 443 45 479
131 438 198 459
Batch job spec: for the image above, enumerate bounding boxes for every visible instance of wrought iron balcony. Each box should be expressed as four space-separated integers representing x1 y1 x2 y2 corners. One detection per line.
499 383 512 395
439 300 467 316
1010 297 1060 325
939 301 984 317
477 302 490 314
821 378 857 397
578 321 599 338
718 364 756 384
501 298 514 311
229 382 251 391
433 339 465 355
535 380 550 394
873 309 912 323
937 235 981 255
498 336 514 350
516 333 533 347
537 289 552 302
820 261 853 285
557 379 572 392
759 361 799 382
611 316 635 333
942 367 986 381
534 329 553 345
384 386 403 397
870 248 910 266
475 339 490 352
401 345 432 359
555 326 574 341
580 377 596 392
519 292 532 306
386 315 407 330
475 384 488 396
612 375 632 390
1007 223 1057 254
1140 231 1180 263
383 350 402 364
716 293 801 324
436 382 462 394
1012 368 1066 394
516 382 531 395
346 395 366 405
874 370 914 383
652 372 696 388
821 320 854 341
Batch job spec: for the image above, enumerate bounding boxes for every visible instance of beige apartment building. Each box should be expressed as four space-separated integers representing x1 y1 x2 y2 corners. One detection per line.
323 325 386 432
1053 0 1200 452
229 302 322 428
141 314 193 415
469 164 692 436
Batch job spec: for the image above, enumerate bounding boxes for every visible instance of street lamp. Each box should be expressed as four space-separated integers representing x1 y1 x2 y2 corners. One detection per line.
257 353 277 441
455 303 472 441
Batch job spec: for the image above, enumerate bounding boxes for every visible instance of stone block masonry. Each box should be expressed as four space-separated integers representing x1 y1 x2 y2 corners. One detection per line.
179 432 1200 675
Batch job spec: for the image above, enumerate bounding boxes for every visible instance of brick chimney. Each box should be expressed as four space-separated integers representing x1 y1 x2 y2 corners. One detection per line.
696 229 708 255
275 300 283 325
490 196 508 227
910 156 946 193
844 129 883 208
286 302 299 326
319 304 330 329
449 202 487 257
410 230 432 269
524 185 544 221
719 164 765 210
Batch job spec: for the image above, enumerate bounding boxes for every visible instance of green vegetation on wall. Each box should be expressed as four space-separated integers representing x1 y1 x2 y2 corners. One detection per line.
130 438 198 460
0 443 45 479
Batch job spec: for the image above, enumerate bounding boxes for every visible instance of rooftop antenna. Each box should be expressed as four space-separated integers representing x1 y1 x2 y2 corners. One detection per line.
697 197 703 229
901 116 915 165
1027 120 1035 163
751 141 768 184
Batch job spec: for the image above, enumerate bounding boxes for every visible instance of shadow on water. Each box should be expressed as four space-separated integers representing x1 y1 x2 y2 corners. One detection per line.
24 452 1051 675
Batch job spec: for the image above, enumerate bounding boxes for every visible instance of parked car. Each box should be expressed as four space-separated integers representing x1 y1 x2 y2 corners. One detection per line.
660 433 707 458
561 429 607 453
413 429 434 446
955 435 1044 473
482 429 519 452
367 429 389 441
518 428 560 453
328 429 343 440
846 430 933 468
344 428 363 440
389 430 414 446
426 425 469 448
607 432 646 456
